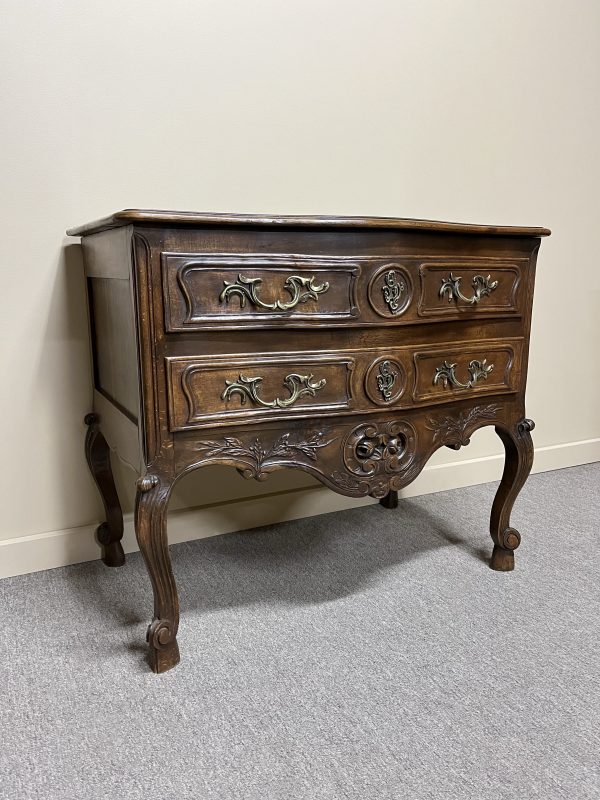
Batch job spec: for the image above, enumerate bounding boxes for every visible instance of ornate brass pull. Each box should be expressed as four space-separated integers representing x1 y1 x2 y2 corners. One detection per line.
221 373 326 409
219 274 329 311
381 270 405 314
433 359 493 390
439 273 498 305
376 360 398 401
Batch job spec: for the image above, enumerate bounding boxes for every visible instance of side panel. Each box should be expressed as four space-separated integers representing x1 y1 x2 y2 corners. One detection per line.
83 226 139 422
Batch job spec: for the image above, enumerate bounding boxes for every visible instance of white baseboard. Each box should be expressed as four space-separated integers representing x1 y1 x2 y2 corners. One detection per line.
1 437 598 579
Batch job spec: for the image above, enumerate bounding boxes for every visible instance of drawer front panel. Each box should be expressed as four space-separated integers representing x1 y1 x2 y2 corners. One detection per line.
418 261 521 317
166 339 522 431
167 354 354 430
162 252 529 331
162 254 360 330
413 343 518 403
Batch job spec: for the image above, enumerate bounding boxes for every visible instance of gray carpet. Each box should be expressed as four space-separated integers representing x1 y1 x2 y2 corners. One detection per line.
1 463 599 800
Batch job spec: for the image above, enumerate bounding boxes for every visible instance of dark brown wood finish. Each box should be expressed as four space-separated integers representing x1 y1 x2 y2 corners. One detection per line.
71 210 549 673
84 413 125 567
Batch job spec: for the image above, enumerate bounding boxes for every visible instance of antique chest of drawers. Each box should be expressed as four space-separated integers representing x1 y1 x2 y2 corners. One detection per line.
68 209 550 673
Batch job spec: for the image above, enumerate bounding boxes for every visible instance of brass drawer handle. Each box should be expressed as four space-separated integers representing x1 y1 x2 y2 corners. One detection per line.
222 373 326 409
220 274 329 311
433 359 493 390
439 273 498 305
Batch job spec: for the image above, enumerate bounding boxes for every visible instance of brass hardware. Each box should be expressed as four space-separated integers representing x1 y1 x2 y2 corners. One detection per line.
381 270 405 314
221 373 326 409
433 359 493 390
376 360 397 401
219 274 329 311
439 273 498 305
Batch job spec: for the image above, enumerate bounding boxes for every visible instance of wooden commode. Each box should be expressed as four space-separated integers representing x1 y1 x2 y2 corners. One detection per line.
68 209 550 673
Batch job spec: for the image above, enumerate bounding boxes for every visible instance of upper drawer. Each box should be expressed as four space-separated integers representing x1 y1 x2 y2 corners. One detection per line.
162 252 529 331
162 254 360 329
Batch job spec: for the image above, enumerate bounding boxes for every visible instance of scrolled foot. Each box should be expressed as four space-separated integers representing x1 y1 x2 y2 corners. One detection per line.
379 490 398 509
490 544 515 571
146 619 180 674
489 418 534 574
135 474 180 673
96 522 126 567
490 526 521 570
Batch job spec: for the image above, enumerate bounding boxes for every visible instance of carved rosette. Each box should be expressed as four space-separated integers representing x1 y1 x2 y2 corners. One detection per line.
333 420 417 498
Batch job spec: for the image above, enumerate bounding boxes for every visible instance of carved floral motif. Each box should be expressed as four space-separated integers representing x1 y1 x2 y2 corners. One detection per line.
426 403 501 446
193 432 333 480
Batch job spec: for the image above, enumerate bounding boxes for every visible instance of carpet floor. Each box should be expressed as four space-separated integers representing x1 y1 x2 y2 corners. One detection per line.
1 463 599 800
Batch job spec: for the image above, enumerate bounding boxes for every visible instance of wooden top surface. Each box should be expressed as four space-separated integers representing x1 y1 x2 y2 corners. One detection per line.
67 209 551 238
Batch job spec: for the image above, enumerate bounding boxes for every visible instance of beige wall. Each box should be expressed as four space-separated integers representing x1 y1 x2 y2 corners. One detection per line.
1 1 599 576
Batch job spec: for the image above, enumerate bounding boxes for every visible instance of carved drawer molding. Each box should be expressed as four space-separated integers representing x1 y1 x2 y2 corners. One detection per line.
417 258 525 318
162 253 360 329
166 354 355 430
412 341 520 403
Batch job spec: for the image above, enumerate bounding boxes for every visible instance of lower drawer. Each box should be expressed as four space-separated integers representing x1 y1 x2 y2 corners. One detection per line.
165 338 523 430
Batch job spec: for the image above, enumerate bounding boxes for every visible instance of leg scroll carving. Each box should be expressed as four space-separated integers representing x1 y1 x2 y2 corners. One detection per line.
489 418 535 571
135 473 180 673
84 413 125 567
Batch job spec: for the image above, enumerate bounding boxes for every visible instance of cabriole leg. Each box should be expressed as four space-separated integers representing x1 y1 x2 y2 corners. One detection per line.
490 419 535 571
135 473 180 673
84 413 125 567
